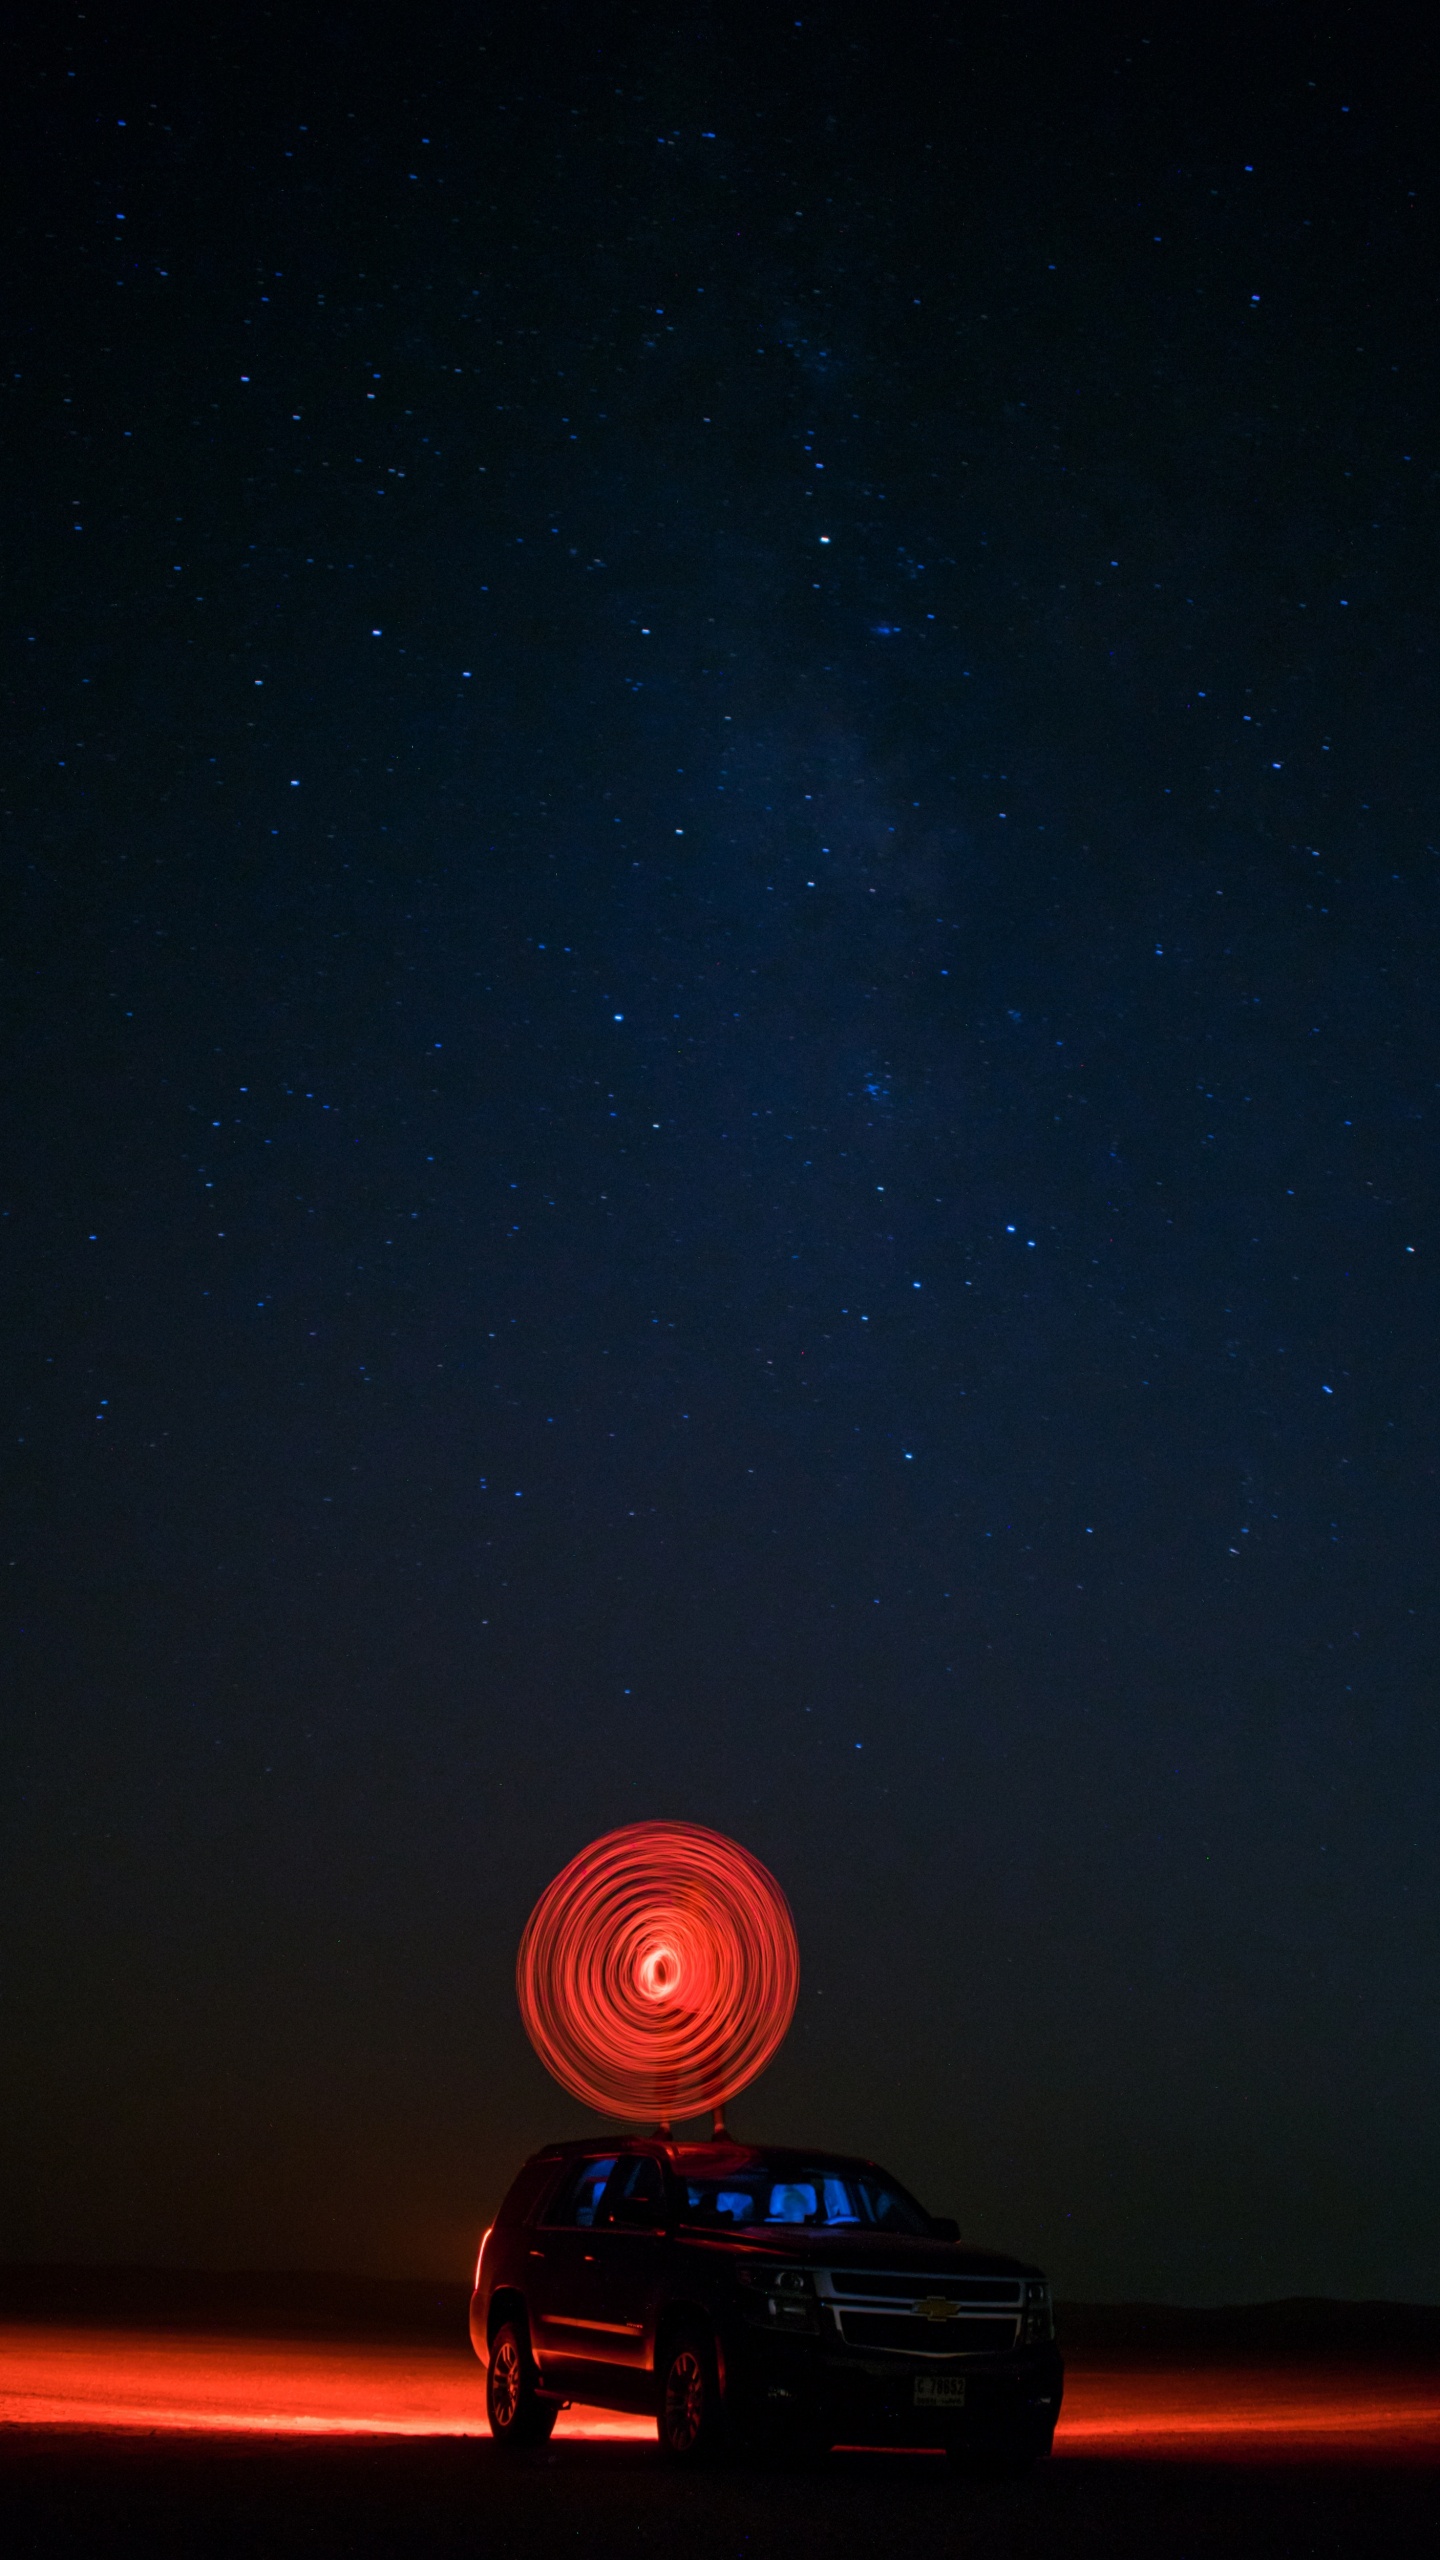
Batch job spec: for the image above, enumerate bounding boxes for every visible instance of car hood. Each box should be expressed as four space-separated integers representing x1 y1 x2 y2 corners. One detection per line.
690 2229 1039 2279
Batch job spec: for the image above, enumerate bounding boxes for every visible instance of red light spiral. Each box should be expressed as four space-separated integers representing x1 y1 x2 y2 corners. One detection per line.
516 1821 799 2120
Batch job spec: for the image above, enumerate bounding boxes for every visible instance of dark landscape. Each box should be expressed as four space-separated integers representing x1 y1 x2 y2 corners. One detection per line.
2 2271 1438 2557
5 2 1439 2553
3 2426 1435 2560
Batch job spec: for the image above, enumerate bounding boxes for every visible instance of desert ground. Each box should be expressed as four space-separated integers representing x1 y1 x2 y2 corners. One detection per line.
1 2272 1435 2557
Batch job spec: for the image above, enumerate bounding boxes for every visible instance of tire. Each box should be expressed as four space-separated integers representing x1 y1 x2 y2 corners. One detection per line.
486 2319 558 2449
656 2326 725 2465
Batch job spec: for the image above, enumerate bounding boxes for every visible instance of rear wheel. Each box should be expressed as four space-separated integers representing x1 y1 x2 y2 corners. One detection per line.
486 2320 558 2449
657 2326 725 2464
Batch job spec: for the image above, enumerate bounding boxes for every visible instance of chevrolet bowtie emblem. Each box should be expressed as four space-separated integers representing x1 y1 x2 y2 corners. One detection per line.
914 2296 959 2322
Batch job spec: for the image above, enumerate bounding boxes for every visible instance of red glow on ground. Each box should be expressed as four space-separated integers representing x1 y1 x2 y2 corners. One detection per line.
1057 2365 1440 2461
516 1820 800 2119
0 2327 653 2440
2 2328 1436 2460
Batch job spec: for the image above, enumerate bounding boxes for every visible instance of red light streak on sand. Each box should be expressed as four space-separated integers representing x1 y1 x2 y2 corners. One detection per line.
0 2328 653 2440
2 2330 1436 2459
1058 2367 1440 2461
517 1820 799 2120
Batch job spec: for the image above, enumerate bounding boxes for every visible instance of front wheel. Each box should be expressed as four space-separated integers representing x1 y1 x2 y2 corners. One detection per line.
656 2327 725 2464
486 2320 558 2449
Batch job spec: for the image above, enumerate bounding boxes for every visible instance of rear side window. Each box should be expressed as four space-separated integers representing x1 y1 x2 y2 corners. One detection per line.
542 2155 619 2228
496 2157 565 2228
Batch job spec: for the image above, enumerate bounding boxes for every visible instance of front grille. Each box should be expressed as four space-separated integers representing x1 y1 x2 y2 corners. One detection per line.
836 2310 1019 2356
828 2274 1022 2307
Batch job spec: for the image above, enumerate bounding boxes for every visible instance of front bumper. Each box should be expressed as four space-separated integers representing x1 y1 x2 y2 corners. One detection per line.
728 2327 1064 2450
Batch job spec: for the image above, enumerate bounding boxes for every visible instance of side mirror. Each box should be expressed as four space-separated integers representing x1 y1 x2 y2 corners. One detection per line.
929 2215 960 2243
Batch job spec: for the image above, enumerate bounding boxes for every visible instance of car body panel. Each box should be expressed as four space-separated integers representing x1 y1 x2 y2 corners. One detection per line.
471 2137 1063 2452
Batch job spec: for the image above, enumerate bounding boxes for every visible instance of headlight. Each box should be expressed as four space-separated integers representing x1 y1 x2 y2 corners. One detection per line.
736 2264 819 2329
737 2263 813 2294
1022 2279 1053 2343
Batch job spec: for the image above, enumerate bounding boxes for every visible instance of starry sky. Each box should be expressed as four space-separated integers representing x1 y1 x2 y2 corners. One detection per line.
4 4 1438 2306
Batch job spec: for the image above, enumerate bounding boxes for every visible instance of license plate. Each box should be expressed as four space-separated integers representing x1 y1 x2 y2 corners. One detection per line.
914 2376 966 2408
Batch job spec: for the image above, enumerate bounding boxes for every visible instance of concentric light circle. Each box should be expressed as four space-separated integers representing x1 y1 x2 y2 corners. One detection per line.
516 1821 799 2120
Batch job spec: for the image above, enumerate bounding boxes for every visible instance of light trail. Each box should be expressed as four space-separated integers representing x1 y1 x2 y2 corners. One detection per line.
0 2326 652 2439
517 1820 800 2121
1057 2365 1440 2460
1 2328 1436 2458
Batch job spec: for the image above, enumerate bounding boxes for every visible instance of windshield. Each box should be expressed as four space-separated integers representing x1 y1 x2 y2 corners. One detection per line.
678 2167 932 2235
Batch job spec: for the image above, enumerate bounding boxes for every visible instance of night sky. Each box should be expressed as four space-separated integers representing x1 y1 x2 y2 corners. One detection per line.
5 5 1438 2308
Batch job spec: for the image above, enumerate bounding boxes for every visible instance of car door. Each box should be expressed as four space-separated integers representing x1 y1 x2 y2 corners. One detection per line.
526 2152 618 2385
582 2153 669 2381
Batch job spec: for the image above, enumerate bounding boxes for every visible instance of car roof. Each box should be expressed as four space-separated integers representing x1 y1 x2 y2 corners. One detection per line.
529 2136 887 2176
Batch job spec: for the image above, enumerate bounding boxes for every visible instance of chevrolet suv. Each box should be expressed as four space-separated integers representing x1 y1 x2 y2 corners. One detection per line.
470 2137 1062 2470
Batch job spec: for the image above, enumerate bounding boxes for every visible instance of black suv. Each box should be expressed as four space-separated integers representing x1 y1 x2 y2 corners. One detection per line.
471 2137 1062 2470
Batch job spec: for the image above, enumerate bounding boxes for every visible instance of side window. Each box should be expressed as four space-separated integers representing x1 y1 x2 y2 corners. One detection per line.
766 2181 818 2224
497 2157 566 2228
686 2185 756 2228
542 2155 619 2228
596 2154 666 2230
